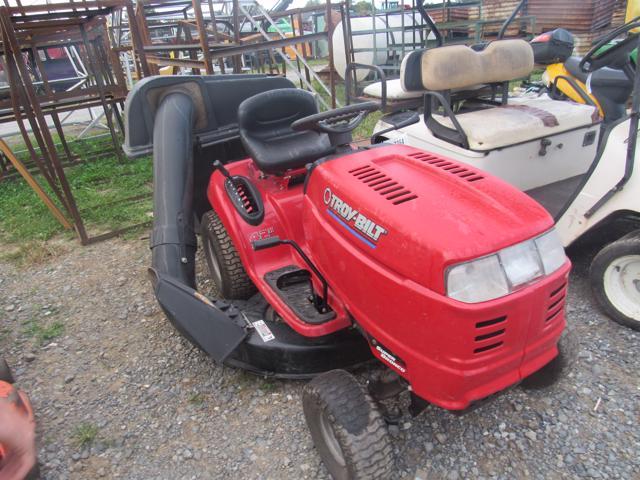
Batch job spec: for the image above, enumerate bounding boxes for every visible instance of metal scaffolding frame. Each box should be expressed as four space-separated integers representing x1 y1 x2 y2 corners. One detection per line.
0 1 152 244
123 0 341 106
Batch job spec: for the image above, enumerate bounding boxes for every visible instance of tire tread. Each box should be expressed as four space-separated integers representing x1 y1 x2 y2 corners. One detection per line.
303 370 393 479
589 237 640 331
201 210 256 299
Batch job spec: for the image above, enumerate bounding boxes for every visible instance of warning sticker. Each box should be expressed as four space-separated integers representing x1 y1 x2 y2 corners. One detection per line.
253 320 275 343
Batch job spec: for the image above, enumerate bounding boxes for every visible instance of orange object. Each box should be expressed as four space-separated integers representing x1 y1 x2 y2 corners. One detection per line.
0 381 35 461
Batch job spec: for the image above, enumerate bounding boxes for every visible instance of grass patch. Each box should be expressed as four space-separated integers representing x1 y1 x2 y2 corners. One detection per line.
354 110 383 140
259 380 278 392
0 327 10 342
23 318 65 345
71 423 99 448
188 392 206 405
1 240 68 267
0 136 153 250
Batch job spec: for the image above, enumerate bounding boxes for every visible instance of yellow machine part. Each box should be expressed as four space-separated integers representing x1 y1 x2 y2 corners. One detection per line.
544 63 603 117
627 0 640 30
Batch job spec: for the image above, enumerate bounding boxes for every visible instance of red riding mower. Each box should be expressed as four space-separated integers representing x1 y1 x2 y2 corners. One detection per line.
124 75 573 478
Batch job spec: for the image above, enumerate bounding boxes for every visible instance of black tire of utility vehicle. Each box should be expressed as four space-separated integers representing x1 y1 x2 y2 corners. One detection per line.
201 210 256 300
520 328 578 390
589 237 640 331
302 370 393 480
0 357 14 383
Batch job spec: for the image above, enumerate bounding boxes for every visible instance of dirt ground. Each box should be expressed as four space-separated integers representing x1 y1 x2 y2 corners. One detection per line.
0 234 639 480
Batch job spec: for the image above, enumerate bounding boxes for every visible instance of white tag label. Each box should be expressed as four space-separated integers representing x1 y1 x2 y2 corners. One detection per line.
253 320 275 342
385 134 406 145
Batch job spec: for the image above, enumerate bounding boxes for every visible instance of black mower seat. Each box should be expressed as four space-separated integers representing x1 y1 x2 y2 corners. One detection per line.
564 56 631 88
238 88 334 175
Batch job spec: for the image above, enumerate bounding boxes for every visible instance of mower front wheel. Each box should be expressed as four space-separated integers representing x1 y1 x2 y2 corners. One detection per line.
302 370 393 480
201 210 256 300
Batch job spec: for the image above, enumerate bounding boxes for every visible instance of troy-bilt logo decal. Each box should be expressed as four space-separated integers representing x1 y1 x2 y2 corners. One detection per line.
323 188 387 247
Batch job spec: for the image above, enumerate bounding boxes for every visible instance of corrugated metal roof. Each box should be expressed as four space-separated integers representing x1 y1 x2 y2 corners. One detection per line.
477 0 618 34
429 7 471 24
612 0 628 26
573 27 616 55
472 1 522 35
527 0 617 32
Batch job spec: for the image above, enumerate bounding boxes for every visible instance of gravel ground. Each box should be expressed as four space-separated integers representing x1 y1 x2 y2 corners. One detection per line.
0 234 638 480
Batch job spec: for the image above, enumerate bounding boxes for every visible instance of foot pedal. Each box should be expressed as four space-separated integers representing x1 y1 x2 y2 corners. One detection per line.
264 266 336 325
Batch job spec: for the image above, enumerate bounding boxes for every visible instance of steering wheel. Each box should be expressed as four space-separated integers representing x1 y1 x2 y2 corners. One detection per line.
291 101 379 135
580 18 640 74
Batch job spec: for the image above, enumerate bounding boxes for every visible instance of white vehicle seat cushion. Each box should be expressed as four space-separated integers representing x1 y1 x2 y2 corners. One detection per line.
437 97 598 151
363 79 424 100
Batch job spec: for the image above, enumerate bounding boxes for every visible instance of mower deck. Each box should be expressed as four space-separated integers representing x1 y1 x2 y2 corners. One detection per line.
222 294 372 379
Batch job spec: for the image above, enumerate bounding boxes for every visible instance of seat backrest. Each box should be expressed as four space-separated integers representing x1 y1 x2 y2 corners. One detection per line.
400 40 534 92
238 88 333 174
238 88 319 141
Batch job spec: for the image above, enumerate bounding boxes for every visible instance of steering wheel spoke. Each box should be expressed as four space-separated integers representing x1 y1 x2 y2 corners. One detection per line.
291 101 379 136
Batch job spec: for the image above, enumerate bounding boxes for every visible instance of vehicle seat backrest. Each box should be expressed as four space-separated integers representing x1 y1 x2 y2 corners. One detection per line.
400 40 534 92
238 88 334 174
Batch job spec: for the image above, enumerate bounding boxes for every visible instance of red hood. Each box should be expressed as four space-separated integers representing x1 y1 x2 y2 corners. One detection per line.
304 145 553 294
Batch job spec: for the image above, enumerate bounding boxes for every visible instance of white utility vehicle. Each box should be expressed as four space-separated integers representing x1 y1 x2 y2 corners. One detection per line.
368 21 640 331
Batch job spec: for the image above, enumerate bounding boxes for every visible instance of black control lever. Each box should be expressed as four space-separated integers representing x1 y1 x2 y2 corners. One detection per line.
252 237 282 251
213 160 231 179
252 236 330 313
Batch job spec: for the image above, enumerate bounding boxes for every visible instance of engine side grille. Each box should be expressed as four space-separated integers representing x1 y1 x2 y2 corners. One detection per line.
407 152 485 183
349 165 418 205
474 316 507 354
546 282 567 324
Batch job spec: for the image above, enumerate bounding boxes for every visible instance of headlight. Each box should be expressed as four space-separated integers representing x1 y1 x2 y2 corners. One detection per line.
535 229 566 275
446 229 567 303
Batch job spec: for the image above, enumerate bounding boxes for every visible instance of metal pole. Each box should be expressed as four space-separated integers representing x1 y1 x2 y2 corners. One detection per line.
192 0 214 73
79 24 123 161
232 0 241 73
0 139 72 230
326 0 336 108
0 7 88 242
127 2 152 77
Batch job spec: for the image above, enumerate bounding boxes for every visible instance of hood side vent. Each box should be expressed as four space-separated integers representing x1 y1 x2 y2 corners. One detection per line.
350 165 418 206
407 152 485 183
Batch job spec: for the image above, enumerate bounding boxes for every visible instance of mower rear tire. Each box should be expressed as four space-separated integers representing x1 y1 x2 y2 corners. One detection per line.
302 369 393 480
520 328 578 390
0 357 14 383
201 210 256 300
589 235 640 331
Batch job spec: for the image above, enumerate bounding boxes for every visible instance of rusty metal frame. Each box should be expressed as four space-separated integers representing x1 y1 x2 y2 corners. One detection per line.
0 1 152 245
129 0 339 106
